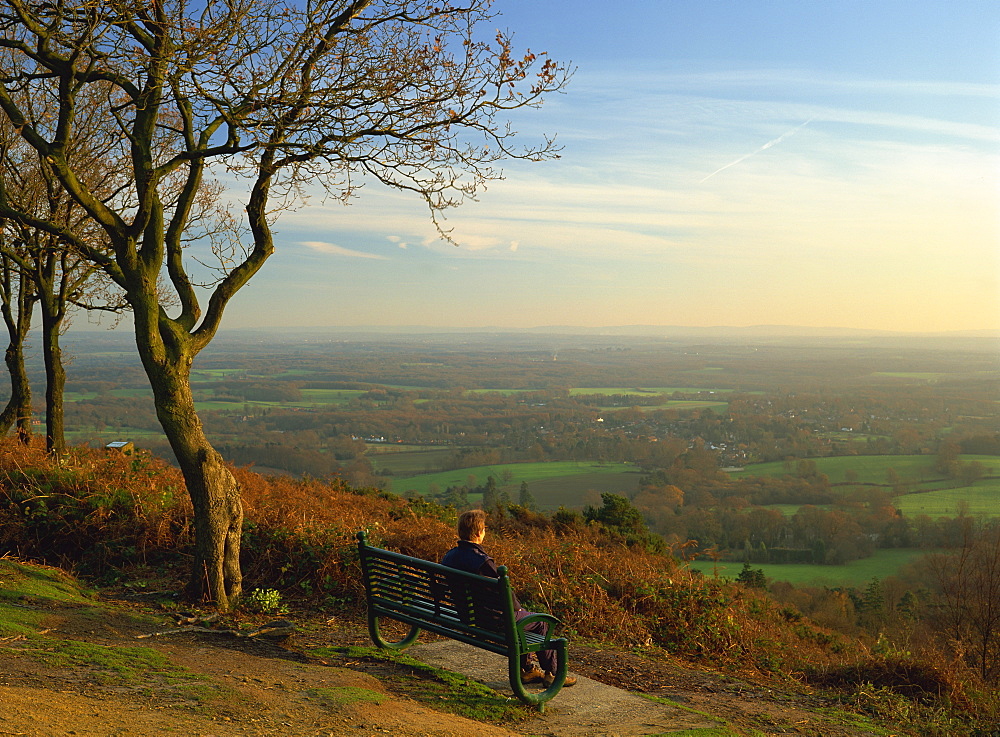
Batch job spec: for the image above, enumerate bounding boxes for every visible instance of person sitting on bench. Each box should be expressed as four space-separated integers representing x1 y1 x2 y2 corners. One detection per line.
442 509 576 688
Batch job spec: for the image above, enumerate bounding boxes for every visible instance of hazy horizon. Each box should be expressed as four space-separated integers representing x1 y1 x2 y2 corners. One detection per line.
73 320 999 342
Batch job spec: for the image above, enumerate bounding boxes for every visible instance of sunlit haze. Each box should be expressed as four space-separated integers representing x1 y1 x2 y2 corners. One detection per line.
223 0 1000 334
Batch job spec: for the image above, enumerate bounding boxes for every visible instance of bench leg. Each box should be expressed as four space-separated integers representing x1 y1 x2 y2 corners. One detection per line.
507 640 568 711
367 612 421 651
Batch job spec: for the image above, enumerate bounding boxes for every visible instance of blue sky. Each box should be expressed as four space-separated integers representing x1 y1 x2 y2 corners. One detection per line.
224 1 999 333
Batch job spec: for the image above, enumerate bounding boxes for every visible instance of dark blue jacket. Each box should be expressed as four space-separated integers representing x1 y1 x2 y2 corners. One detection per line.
441 540 499 577
441 540 523 610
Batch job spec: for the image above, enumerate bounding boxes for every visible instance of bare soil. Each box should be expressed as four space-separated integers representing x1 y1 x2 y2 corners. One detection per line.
0 588 890 737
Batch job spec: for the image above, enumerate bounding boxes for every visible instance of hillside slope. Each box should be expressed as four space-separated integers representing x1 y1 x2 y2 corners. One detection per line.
0 558 899 737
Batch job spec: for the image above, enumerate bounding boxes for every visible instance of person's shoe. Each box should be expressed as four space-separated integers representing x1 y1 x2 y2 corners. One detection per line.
543 671 576 687
520 665 545 684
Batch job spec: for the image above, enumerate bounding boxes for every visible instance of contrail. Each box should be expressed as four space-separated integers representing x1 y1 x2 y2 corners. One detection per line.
700 116 815 184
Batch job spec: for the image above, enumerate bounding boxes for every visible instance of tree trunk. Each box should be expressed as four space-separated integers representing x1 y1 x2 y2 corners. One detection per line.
0 268 33 443
39 305 65 456
137 336 243 609
0 338 32 441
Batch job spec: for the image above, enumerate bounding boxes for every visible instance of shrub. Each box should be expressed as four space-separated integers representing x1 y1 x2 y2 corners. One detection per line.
0 440 190 575
240 588 288 615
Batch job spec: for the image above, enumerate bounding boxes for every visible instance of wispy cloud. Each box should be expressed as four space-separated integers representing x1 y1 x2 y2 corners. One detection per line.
699 117 816 183
300 241 388 260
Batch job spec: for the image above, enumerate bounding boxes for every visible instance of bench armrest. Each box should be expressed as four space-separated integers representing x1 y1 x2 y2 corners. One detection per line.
515 612 561 647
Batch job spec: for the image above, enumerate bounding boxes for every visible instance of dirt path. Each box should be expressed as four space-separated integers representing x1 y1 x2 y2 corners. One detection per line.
408 640 718 736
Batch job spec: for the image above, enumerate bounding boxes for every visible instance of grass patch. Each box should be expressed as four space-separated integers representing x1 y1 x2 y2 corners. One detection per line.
0 558 98 634
637 693 765 737
0 599 46 635
304 686 388 707
28 639 164 678
0 558 95 604
308 645 531 724
8 632 219 705
761 503 830 517
0 559 215 704
651 730 756 737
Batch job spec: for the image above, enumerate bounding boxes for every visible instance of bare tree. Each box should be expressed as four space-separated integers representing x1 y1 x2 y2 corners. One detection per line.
923 521 1000 682
0 0 569 608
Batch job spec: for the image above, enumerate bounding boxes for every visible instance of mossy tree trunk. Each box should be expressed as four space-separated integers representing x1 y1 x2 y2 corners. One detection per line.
36 250 67 456
39 303 65 456
0 259 33 441
140 340 243 607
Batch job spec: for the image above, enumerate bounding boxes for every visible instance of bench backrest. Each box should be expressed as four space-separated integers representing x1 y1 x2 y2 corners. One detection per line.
357 532 515 647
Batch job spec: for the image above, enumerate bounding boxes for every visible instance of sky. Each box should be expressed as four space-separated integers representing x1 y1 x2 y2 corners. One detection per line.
223 0 1000 333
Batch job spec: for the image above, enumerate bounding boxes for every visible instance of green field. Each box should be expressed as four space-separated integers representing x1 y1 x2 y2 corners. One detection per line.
390 460 643 509
737 454 1000 519
66 427 165 443
466 388 538 396
370 447 459 476
896 479 1000 518
513 471 644 509
599 400 729 414
732 454 1000 485
190 387 364 412
298 388 365 405
570 387 731 396
367 443 446 454
568 386 731 414
191 368 253 379
689 547 932 588
64 388 152 401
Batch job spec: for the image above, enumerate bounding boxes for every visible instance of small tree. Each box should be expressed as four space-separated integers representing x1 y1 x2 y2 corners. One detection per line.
481 475 498 513
855 577 886 634
518 480 536 511
735 562 767 589
0 0 568 609
585 492 662 551
585 493 647 536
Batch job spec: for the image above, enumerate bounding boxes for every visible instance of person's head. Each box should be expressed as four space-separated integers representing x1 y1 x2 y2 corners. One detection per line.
457 509 487 543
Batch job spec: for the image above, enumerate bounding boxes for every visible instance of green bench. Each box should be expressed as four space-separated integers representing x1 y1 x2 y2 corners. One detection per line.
356 531 569 709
